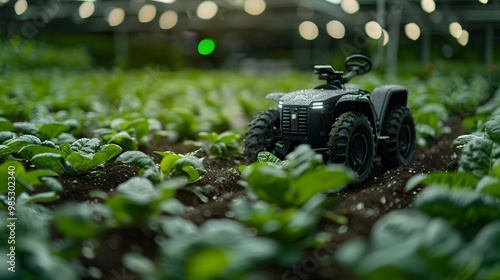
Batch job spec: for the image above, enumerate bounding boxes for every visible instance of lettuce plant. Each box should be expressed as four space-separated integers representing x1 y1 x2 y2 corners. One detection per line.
240 144 355 208
116 150 205 184
16 138 122 175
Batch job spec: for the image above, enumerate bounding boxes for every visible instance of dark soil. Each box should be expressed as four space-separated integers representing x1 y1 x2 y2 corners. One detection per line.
40 116 465 280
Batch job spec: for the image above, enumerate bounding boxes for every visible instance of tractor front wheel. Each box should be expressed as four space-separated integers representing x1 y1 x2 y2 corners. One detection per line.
244 109 281 163
328 112 375 183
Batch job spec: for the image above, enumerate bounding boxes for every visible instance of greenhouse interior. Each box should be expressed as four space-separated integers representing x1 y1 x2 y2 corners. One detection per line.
1 0 500 279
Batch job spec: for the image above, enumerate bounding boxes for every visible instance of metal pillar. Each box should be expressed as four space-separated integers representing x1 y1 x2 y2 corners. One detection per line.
485 24 494 66
114 24 129 68
385 4 401 81
422 31 431 65
376 0 386 69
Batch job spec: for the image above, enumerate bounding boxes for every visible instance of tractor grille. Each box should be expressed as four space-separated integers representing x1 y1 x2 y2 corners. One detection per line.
282 106 308 135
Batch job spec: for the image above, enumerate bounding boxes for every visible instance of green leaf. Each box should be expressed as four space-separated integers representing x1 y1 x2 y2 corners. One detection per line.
179 165 200 183
198 131 218 143
0 131 16 143
65 152 97 173
123 253 156 277
115 177 156 205
258 151 284 165
39 177 63 194
117 151 155 169
22 191 59 204
108 131 138 150
0 117 14 131
159 152 182 175
469 220 500 266
13 122 38 135
485 116 500 142
38 123 68 140
187 248 229 280
31 153 74 175
18 144 64 160
290 165 355 206
217 131 240 144
0 161 27 194
415 187 500 228
241 163 293 207
476 176 500 198
127 118 150 140
89 144 122 169
414 172 480 190
70 138 101 154
459 138 500 177
55 203 109 239
285 144 324 178
0 135 42 157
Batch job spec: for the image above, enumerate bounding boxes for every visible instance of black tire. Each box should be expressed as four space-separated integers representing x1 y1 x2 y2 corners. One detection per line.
328 112 375 182
379 106 416 168
244 109 281 163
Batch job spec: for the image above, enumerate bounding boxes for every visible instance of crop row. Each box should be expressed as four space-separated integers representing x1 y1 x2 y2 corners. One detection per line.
0 43 495 279
336 86 500 280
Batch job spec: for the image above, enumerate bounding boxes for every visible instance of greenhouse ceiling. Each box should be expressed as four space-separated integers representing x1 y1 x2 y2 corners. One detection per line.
0 0 499 65
1 0 498 34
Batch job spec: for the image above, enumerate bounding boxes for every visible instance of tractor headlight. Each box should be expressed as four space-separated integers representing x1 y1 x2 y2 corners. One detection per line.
311 102 323 110
278 101 283 109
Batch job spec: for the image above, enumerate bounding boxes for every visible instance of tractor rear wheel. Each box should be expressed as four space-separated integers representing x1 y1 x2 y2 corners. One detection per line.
328 112 375 183
244 109 281 163
379 106 416 168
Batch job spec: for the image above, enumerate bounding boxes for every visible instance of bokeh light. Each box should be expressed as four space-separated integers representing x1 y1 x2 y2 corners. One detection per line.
244 0 266 16
197 1 218 20
79 1 95 19
159 10 178 29
421 0 436 13
326 20 345 39
107 7 125 27
341 0 359 14
405 22 421 41
138 4 156 23
198 38 216 55
299 21 319 40
14 0 27 15
365 21 382 40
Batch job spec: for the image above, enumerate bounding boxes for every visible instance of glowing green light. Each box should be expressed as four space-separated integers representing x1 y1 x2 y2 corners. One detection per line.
198 38 216 55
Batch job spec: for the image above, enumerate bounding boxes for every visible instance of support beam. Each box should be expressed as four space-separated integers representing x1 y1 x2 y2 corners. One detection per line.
485 24 494 66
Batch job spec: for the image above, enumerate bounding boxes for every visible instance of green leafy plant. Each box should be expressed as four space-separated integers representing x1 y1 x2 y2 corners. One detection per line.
0 160 62 205
17 138 122 175
94 117 154 150
240 144 355 207
116 150 205 184
188 130 242 158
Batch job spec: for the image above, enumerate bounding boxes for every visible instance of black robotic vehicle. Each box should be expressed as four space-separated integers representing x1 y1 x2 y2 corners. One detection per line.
244 54 416 182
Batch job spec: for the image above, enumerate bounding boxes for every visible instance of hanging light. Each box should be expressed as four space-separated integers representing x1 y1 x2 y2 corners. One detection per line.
159 10 178 29
79 1 95 19
299 21 319 40
107 7 125 27
382 29 389 46
449 22 462 39
365 21 382 39
405 22 421 41
138 4 156 23
341 0 359 14
197 1 218 20
326 20 345 39
421 0 435 13
14 0 28 15
458 30 469 46
244 0 266 16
